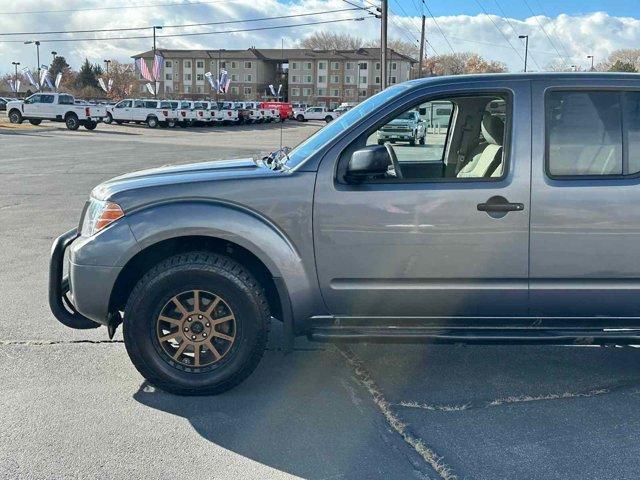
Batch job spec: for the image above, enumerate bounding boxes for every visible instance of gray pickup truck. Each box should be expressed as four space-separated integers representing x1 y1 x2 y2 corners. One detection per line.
50 73 640 395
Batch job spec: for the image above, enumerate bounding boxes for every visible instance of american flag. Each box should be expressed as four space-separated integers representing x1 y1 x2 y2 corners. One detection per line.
152 54 164 81
136 58 153 82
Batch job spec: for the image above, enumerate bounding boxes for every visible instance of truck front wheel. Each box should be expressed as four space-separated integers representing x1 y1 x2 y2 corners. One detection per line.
8 110 22 124
147 116 159 129
103 113 113 124
324 115 333 123
84 120 97 130
296 114 305 122
65 114 80 130
123 252 270 396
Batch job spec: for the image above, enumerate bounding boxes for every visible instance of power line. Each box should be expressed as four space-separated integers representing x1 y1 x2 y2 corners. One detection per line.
0 8 366 36
423 2 455 54
532 0 573 60
473 0 525 64
493 0 542 70
1 17 370 44
521 0 570 67
0 0 238 15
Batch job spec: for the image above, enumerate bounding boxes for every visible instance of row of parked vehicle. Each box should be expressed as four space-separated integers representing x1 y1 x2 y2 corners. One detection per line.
4 93 349 131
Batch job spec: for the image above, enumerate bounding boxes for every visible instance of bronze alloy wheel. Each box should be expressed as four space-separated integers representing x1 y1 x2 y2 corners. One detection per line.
155 289 236 369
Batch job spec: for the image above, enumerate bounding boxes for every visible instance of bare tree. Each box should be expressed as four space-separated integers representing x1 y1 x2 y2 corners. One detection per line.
366 38 419 59
595 49 640 72
298 31 364 50
102 60 137 100
424 52 507 76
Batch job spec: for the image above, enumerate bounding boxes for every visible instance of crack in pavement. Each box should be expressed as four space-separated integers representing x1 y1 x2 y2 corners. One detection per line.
336 345 458 480
395 380 640 413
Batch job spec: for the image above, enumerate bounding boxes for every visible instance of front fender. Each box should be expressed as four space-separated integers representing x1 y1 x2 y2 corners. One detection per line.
125 200 317 330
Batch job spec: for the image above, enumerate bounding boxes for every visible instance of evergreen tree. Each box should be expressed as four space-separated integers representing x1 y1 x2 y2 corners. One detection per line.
608 60 637 73
49 55 71 79
75 58 99 89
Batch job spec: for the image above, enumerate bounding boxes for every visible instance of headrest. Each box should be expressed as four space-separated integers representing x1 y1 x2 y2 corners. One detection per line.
481 112 504 146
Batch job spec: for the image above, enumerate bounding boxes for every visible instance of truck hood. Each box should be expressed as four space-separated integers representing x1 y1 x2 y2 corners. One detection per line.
92 158 277 203
385 119 414 127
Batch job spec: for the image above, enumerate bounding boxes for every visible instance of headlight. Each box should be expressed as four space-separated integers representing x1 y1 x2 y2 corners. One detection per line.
81 199 124 236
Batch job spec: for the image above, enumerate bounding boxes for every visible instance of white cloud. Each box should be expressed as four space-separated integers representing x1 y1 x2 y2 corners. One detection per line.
1 1 639 73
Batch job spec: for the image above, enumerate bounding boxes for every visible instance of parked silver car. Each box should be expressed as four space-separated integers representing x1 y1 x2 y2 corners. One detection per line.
50 73 640 395
377 109 426 145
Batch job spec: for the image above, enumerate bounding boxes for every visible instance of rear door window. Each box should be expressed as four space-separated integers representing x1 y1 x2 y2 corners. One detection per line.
546 91 625 177
143 101 157 108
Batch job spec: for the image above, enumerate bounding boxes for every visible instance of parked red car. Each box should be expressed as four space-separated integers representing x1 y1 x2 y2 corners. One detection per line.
259 102 293 121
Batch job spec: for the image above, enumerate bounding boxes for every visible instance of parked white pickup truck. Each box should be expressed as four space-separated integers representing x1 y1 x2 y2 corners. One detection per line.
295 106 337 123
104 99 178 128
7 93 106 130
214 102 240 125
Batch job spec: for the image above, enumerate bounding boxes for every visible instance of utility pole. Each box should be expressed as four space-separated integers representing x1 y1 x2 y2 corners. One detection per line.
518 35 529 72
380 0 388 89
587 55 594 71
104 59 111 75
24 41 41 90
418 15 426 78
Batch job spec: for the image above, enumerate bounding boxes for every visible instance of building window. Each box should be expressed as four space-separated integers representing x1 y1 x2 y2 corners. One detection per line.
375 62 380 70
220 61 226 68
306 62 312 70
331 75 339 83
196 73 204 81
165 85 172 92
244 61 252 69
318 61 326 70
332 89 340 97
184 85 191 93
231 74 238 81
244 74 252 82
244 86 252 94
306 75 312 83
231 86 239 94
165 61 172 68
331 61 340 70
391 62 397 70
303 88 312 96
359 76 367 84
359 62 367 69
196 86 203 93
375 76 380 84
390 76 397 84
184 61 191 69
317 88 326 96
292 87 300 96
318 75 326 83
196 61 204 69
345 75 353 84
291 75 299 83
231 61 237 69
165 73 172 80
345 62 353 70
184 73 192 82
359 89 367 97
291 62 297 69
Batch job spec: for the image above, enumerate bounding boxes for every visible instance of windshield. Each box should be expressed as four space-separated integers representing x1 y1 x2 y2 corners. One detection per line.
285 84 412 169
395 111 415 120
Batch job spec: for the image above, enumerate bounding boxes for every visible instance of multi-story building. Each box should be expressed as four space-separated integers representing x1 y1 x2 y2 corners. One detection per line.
132 47 415 105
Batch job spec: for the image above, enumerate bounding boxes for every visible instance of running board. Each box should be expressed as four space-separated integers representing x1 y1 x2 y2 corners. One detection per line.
307 318 640 345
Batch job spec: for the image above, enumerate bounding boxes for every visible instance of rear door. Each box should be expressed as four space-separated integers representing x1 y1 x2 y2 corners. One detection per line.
131 100 145 121
313 79 532 318
530 78 640 317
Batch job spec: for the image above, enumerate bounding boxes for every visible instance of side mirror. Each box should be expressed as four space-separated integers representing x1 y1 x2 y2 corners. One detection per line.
418 107 427 116
345 145 389 183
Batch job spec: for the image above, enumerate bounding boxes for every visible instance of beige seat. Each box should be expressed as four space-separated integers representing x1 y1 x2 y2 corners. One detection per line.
457 113 505 178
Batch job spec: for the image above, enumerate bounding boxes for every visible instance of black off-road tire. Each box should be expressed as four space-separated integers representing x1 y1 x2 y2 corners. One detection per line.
84 120 97 130
325 115 333 123
8 110 23 124
65 114 80 130
296 114 305 122
123 252 270 396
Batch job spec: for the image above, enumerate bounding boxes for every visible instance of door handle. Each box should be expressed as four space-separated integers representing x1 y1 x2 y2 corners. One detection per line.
477 196 524 213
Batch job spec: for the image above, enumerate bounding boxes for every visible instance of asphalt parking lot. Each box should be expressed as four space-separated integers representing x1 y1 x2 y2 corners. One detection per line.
2 116 640 480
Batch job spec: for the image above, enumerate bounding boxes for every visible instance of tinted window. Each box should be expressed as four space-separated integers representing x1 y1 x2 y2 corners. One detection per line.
25 95 41 104
546 91 622 176
133 100 144 108
40 95 55 104
624 92 640 174
58 95 74 105
143 101 157 108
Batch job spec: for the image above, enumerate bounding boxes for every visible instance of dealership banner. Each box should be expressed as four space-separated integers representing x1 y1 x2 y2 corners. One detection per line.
136 58 153 82
23 68 38 88
55 73 62 90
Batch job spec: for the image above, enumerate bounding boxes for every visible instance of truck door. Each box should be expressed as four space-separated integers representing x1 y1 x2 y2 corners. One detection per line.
313 80 532 318
131 100 145 121
22 94 42 117
113 100 131 121
530 79 640 317
39 94 56 118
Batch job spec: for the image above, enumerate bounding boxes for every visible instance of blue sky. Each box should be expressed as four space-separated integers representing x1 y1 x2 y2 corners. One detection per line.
383 0 637 19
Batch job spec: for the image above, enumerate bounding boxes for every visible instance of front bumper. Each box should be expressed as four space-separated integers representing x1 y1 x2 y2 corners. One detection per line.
49 229 101 329
378 130 414 141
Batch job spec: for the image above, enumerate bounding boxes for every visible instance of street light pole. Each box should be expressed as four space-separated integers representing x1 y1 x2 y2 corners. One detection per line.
51 51 57 63
518 35 529 72
11 61 20 94
104 59 111 75
24 41 41 90
587 55 594 71
152 26 163 99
